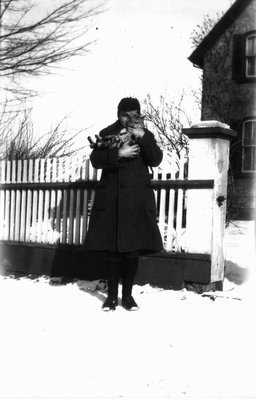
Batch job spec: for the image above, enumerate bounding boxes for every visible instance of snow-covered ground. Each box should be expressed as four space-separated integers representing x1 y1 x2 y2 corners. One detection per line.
0 221 255 400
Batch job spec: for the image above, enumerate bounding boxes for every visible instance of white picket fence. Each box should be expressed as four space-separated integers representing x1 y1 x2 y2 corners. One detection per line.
0 151 190 251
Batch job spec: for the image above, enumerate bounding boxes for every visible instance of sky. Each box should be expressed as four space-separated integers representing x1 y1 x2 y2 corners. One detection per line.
29 0 234 145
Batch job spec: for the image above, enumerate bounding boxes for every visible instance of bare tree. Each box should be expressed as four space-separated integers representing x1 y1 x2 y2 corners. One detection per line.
0 0 103 93
190 13 223 49
0 0 104 158
143 93 190 157
0 101 88 159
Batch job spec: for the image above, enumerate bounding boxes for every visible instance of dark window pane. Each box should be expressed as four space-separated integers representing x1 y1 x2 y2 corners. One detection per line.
243 147 256 171
243 120 256 171
243 147 253 171
252 122 256 145
246 35 256 56
252 147 256 170
247 57 256 76
243 122 252 145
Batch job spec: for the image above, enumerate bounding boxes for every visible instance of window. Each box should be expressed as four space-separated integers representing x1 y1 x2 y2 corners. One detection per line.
246 34 256 77
233 31 256 82
242 120 256 172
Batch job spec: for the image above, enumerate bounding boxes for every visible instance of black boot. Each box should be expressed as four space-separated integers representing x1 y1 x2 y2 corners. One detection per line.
121 296 139 311
102 260 120 311
121 256 139 311
102 297 118 311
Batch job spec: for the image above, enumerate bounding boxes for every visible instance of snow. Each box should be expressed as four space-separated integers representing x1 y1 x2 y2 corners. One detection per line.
0 221 255 400
191 121 230 129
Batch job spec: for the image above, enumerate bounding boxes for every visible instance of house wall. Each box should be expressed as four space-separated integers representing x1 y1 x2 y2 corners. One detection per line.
201 0 256 219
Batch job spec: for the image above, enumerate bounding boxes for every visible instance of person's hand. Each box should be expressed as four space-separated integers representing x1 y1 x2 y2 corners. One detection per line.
118 142 140 159
127 126 145 139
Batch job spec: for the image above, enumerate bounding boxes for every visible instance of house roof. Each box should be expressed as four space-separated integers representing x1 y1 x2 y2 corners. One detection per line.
188 0 253 68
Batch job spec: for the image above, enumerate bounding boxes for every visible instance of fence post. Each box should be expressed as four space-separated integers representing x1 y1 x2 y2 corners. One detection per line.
183 122 237 283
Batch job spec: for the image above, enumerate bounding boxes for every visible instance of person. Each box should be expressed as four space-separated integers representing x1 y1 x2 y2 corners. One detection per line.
83 97 163 311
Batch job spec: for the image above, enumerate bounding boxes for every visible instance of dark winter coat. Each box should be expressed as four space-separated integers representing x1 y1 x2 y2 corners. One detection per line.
83 120 163 253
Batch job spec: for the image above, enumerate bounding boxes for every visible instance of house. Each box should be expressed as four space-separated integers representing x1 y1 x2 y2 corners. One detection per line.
188 0 256 220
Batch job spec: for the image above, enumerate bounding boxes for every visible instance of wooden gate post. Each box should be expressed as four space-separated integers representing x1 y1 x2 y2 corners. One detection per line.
183 122 237 283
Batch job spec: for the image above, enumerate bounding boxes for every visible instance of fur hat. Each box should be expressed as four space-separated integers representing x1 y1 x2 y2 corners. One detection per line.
117 97 141 115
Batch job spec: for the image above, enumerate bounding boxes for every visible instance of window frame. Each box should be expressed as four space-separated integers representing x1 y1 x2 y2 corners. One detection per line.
242 119 256 173
232 31 256 83
245 33 256 78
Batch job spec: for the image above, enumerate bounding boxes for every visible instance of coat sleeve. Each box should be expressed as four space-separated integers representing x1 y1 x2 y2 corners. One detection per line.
90 147 120 170
90 122 123 170
137 130 163 167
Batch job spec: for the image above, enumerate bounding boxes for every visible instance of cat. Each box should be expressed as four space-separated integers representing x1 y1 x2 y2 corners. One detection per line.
88 115 145 150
